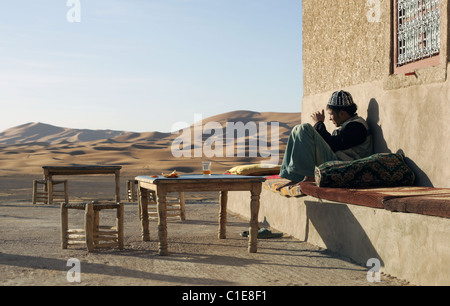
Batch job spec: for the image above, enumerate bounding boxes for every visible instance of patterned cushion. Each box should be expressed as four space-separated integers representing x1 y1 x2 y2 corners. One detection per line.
315 153 415 188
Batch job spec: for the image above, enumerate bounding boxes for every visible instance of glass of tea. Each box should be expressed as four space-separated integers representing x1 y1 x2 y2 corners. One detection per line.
202 161 212 176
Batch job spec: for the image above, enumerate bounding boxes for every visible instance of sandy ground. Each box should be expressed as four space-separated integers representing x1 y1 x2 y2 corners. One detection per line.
0 175 410 287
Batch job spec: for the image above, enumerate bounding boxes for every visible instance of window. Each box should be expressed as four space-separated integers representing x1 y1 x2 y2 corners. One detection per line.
393 0 441 74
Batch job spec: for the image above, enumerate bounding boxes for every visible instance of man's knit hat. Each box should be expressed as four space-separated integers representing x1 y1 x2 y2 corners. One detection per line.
328 90 355 107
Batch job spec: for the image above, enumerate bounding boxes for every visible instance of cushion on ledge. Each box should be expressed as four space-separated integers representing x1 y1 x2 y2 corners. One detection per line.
226 164 281 176
315 153 415 188
265 178 305 198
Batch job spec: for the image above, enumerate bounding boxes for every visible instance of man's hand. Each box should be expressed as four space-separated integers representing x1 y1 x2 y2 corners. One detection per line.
311 109 325 123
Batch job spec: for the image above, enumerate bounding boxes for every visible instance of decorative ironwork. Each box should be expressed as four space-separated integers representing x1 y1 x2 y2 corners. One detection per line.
397 0 440 66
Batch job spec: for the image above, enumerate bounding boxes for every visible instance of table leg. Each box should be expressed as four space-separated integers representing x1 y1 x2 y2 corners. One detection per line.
47 175 53 205
117 203 124 250
248 184 261 253
179 192 186 221
85 203 94 252
157 187 169 256
218 191 228 239
64 180 69 204
115 170 120 202
61 203 68 249
139 185 150 241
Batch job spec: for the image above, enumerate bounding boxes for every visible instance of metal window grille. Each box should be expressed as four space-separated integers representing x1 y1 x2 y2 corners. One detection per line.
397 0 440 66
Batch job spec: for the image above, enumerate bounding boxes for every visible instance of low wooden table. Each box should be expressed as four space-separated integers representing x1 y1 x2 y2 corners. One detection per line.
42 165 122 204
136 174 266 256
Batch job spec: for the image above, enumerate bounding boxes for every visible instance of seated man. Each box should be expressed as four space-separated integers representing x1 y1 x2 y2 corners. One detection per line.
278 90 373 188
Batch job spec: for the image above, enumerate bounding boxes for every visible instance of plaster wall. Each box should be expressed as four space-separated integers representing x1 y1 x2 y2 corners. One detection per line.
302 0 449 187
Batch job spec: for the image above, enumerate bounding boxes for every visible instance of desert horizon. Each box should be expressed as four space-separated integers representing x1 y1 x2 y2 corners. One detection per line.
0 110 301 177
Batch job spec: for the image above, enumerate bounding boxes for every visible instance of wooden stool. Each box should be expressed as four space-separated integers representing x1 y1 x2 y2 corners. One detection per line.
61 201 124 252
149 190 186 220
127 180 138 202
138 189 186 221
32 179 68 204
130 179 187 220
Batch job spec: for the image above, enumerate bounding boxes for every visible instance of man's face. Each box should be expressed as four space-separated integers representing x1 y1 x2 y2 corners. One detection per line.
327 109 345 127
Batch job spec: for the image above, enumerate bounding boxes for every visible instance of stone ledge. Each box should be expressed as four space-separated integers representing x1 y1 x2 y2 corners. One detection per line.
227 188 450 286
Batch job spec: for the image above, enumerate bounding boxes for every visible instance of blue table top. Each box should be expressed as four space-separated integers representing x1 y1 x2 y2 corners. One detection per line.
136 174 266 183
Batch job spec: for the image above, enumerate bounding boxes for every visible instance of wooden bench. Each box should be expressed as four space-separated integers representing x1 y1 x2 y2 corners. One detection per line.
263 175 450 219
298 181 450 218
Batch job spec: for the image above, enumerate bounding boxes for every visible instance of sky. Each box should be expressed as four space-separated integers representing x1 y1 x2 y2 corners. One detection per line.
0 0 302 133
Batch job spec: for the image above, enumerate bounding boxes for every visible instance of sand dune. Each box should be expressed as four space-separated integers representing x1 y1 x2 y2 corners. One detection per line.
0 111 301 176
0 122 133 145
